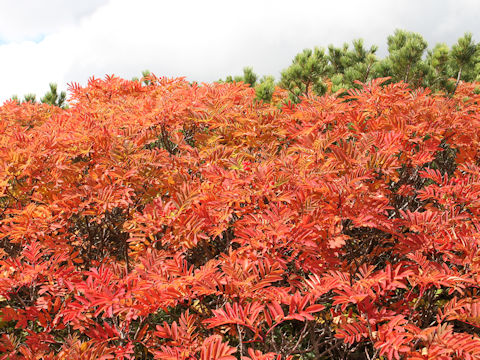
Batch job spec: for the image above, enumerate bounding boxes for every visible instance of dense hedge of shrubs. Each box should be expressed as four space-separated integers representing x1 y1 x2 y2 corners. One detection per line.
1 75 480 359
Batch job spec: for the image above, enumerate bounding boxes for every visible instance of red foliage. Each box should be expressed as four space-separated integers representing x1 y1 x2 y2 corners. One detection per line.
1 75 480 359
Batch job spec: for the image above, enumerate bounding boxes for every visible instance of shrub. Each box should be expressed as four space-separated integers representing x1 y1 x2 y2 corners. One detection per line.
1 75 480 359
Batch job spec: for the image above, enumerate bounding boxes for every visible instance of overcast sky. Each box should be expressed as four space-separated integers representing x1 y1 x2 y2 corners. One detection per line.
0 0 479 102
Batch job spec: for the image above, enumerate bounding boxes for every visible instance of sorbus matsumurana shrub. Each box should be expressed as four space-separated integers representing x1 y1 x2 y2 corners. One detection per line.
1 75 480 359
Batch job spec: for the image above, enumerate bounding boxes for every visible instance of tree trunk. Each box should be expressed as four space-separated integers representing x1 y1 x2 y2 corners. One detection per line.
453 66 463 94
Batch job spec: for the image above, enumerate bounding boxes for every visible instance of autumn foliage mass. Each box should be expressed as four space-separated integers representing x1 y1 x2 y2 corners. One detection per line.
1 75 480 359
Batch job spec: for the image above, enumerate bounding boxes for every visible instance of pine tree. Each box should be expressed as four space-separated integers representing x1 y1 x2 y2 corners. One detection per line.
41 83 67 108
23 93 37 103
425 43 454 93
240 66 258 86
220 67 276 102
450 32 478 92
11 93 37 104
141 70 153 85
328 39 379 92
222 66 258 86
280 47 331 103
382 29 428 87
254 75 275 102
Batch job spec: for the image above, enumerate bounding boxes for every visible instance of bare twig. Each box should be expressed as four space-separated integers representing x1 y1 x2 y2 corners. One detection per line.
237 324 244 358
364 311 380 360
286 321 310 357
317 340 341 358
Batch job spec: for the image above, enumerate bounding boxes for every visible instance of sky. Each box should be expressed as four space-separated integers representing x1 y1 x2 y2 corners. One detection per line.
0 0 479 103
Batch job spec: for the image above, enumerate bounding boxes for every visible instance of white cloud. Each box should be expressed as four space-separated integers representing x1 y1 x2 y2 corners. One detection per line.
0 0 109 43
0 0 479 103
